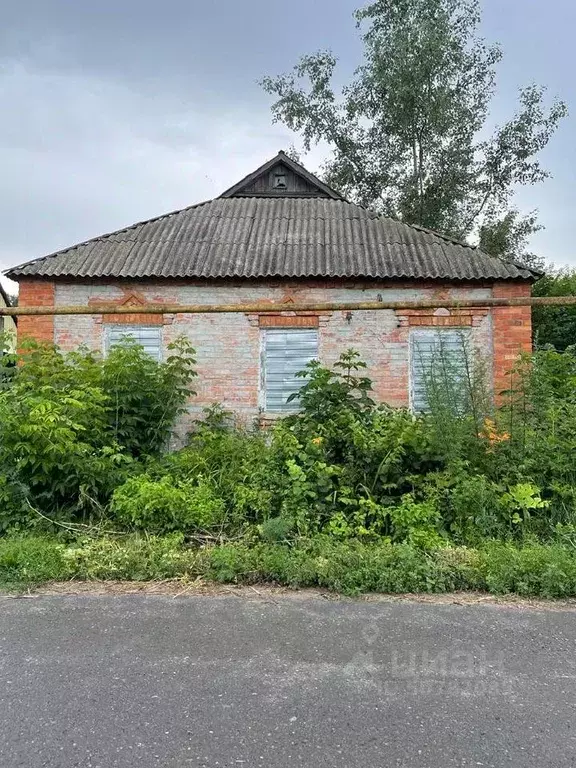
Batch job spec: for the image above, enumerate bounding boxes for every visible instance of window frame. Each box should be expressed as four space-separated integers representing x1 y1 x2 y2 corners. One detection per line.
409 327 472 412
104 325 163 362
260 327 319 413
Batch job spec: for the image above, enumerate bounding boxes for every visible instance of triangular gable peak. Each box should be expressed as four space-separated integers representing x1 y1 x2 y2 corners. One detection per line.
219 151 343 200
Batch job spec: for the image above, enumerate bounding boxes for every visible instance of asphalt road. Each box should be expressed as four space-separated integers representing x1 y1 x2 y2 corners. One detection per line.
1 593 576 767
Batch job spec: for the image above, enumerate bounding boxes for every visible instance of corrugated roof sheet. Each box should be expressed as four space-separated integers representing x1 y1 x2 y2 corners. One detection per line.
6 197 537 281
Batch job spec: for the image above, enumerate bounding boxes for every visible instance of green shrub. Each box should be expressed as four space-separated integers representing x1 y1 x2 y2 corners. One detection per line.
100 336 197 457
266 351 440 539
388 494 443 548
495 348 576 534
0 537 72 585
532 267 576 350
481 542 576 598
0 371 131 517
169 416 274 526
258 516 294 543
2 341 576 557
64 534 202 580
0 337 196 529
2 535 576 599
110 406 278 539
151 348 576 547
111 475 225 533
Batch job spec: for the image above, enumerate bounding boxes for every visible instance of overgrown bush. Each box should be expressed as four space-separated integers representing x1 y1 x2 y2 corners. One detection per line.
112 405 276 536
3 335 576 576
100 337 197 457
264 351 441 542
0 338 196 529
111 475 225 533
99 346 576 547
492 349 576 532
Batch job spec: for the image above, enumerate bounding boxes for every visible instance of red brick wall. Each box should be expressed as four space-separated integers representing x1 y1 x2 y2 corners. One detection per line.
17 279 55 348
492 282 533 400
13 278 534 430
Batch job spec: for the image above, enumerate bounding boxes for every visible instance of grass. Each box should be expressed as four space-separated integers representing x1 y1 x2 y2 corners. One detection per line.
2 534 576 599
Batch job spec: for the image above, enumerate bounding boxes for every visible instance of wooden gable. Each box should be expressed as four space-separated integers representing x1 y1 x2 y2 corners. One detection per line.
219 151 343 199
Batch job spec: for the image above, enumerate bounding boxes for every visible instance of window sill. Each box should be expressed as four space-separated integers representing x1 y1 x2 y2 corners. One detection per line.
259 410 299 424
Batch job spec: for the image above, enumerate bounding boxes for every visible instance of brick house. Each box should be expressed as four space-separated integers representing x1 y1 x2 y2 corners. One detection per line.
6 152 537 428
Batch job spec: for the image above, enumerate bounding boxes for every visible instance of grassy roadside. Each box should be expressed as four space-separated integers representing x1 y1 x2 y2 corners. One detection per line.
3 534 576 598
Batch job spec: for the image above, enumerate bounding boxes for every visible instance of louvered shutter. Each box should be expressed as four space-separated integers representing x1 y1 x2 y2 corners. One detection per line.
410 329 469 412
106 326 162 362
263 329 318 412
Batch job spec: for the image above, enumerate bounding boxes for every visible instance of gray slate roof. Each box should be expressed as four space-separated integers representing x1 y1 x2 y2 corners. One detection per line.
6 153 538 282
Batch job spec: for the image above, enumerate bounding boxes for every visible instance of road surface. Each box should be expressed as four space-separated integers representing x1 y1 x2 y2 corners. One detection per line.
1 592 575 767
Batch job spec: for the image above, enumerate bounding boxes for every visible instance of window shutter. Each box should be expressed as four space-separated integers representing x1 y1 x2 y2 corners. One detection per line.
410 329 470 412
263 328 318 412
106 326 162 362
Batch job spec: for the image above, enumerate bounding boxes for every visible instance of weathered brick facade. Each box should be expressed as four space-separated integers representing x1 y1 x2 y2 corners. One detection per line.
17 280 55 348
16 277 532 431
492 282 533 397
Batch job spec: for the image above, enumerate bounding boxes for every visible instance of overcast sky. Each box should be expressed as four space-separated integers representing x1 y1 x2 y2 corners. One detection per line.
1 0 574 293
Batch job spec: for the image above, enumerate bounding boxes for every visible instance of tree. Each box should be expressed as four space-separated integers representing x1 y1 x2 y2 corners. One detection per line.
478 209 544 270
532 268 576 350
261 0 566 255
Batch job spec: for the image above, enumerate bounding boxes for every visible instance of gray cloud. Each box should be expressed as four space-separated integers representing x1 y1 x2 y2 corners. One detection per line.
0 63 293 287
0 0 574 294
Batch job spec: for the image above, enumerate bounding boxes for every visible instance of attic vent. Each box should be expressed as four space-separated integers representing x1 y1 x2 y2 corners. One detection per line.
273 172 287 190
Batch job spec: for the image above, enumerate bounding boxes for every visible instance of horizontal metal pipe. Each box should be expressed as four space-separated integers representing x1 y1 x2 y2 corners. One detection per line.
1 295 576 316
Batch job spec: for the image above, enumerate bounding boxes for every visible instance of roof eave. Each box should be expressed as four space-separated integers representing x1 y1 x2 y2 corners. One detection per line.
4 270 537 282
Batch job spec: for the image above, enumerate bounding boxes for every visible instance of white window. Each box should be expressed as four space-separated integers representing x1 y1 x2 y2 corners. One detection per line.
262 328 319 412
410 329 470 412
105 326 162 362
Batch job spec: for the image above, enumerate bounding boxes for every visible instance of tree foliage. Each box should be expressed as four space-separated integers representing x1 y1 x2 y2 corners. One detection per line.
532 267 576 350
478 209 544 270
261 0 566 255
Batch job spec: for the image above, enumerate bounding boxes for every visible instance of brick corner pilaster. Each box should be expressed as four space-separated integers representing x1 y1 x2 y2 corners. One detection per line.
16 279 56 349
492 281 532 401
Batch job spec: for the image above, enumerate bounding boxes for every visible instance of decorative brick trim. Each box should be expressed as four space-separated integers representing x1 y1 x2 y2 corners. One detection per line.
89 288 164 325
17 279 55 348
407 315 474 327
258 314 320 328
396 307 489 328
101 312 164 325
